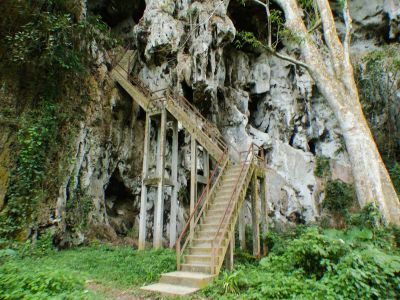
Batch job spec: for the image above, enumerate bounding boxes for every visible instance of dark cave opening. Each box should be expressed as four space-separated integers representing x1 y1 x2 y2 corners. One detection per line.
105 170 138 236
181 81 193 103
227 1 286 51
308 138 317 155
227 1 269 42
87 0 146 28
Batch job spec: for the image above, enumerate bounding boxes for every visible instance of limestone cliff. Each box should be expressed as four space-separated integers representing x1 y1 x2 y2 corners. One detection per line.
1 0 399 246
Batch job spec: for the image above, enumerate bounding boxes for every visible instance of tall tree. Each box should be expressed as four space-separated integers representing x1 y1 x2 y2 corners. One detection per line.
249 0 400 224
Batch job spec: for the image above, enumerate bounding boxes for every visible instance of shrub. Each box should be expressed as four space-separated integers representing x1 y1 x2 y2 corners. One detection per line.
314 156 331 178
204 225 400 299
390 162 400 194
323 180 355 213
0 261 89 299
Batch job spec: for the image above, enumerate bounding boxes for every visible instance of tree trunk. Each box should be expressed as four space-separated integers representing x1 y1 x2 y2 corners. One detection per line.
323 84 400 225
273 0 400 224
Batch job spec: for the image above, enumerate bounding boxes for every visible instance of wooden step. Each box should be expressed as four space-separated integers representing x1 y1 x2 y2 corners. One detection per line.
160 271 215 288
181 263 212 273
196 230 225 239
184 254 214 264
188 246 223 256
140 283 199 296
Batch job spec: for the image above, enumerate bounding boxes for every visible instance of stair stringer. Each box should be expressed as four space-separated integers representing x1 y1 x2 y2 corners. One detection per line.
212 161 256 275
165 97 224 160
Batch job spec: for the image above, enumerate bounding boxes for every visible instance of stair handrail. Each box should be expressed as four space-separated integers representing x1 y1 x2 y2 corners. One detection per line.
176 149 229 270
210 143 260 274
164 90 227 153
113 51 241 160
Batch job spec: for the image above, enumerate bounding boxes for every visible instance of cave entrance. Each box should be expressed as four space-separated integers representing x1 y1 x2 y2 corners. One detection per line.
105 169 138 236
227 1 269 43
87 0 146 28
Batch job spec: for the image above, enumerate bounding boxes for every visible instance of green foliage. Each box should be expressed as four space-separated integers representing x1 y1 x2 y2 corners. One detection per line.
205 225 400 299
0 262 90 299
357 45 400 163
0 0 118 237
0 101 59 236
390 162 400 194
323 180 355 213
221 270 242 294
1 1 117 79
0 243 175 298
234 31 263 50
314 156 331 178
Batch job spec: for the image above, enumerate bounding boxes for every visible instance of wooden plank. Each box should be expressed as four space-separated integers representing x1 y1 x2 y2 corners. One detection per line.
112 70 152 111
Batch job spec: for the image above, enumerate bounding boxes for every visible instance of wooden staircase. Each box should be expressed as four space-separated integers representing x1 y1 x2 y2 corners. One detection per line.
112 50 264 296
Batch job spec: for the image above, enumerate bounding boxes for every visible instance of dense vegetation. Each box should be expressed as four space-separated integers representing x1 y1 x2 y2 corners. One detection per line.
0 0 117 238
0 238 175 299
205 206 400 299
1 206 398 299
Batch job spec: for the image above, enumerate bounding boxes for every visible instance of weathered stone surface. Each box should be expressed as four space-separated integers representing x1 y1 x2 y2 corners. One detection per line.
8 0 395 244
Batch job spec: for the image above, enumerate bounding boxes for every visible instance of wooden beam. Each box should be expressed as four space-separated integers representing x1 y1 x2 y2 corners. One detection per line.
196 175 207 185
190 137 197 238
203 151 209 178
138 113 151 250
154 109 167 249
251 174 260 258
170 120 179 248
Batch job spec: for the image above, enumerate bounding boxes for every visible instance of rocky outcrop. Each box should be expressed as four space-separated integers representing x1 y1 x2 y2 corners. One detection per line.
2 0 396 244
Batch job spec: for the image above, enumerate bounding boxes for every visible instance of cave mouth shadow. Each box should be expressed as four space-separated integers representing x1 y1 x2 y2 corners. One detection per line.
87 0 146 28
105 169 138 237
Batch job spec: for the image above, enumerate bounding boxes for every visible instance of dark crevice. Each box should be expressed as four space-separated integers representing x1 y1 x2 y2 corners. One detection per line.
105 169 137 236
87 0 146 28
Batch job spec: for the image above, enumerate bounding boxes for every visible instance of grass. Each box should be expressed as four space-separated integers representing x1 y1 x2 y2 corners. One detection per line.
0 243 176 299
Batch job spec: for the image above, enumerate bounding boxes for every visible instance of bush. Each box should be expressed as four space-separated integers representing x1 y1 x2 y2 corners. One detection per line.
204 225 400 299
323 180 355 213
314 156 331 178
390 162 400 194
0 261 89 299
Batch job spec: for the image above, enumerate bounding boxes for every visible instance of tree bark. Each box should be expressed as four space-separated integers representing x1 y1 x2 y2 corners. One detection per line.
273 0 400 224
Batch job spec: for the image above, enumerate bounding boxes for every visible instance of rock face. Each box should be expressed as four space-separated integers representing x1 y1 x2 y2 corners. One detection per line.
2 0 396 245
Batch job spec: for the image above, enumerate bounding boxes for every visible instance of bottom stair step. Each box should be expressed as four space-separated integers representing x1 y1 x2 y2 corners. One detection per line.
160 271 215 288
140 283 199 296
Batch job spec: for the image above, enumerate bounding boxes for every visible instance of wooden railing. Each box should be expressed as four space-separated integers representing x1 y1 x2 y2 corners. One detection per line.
210 143 264 274
113 53 228 157
175 150 229 270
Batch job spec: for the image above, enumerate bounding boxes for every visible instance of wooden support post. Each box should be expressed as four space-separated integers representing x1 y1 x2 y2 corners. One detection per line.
138 114 151 250
239 206 246 250
154 109 167 249
203 151 210 198
203 151 209 178
260 176 268 256
251 174 260 258
190 137 197 238
225 235 235 271
169 120 179 248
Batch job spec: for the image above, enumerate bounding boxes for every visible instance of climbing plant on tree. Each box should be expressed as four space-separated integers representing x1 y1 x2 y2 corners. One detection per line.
238 0 400 224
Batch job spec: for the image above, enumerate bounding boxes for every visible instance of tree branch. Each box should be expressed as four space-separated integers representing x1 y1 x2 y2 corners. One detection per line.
343 0 352 71
315 0 345 76
263 45 310 70
251 0 272 47
251 0 310 70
